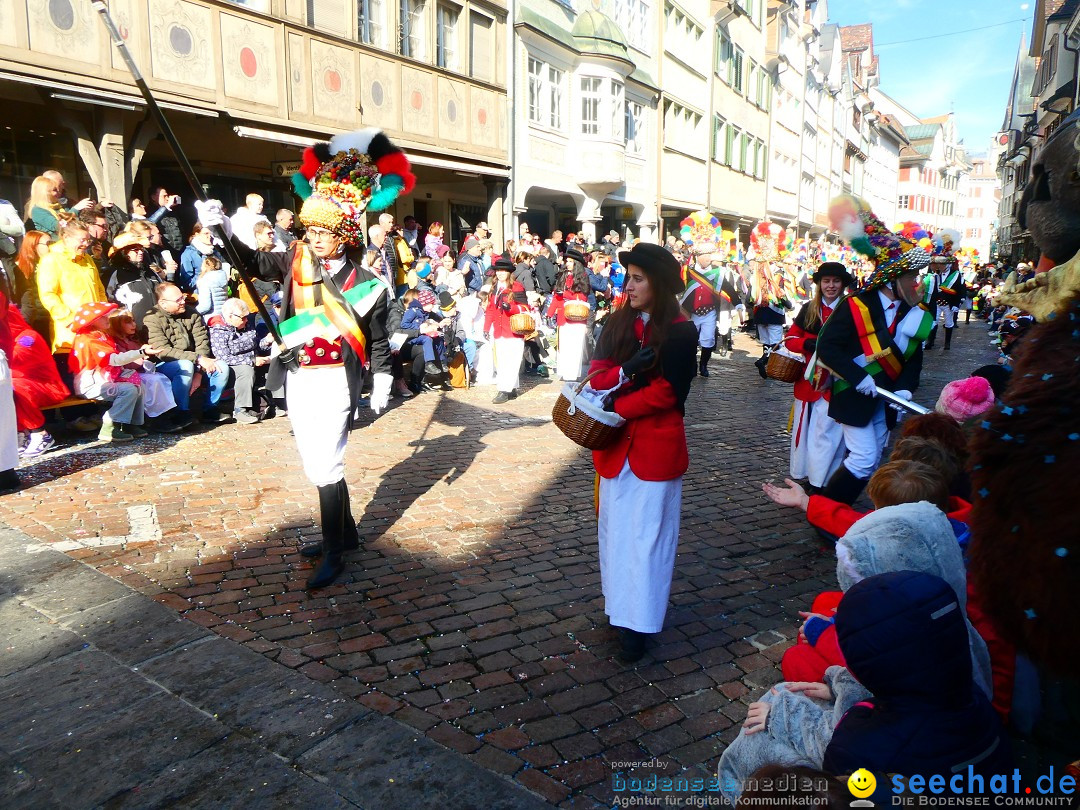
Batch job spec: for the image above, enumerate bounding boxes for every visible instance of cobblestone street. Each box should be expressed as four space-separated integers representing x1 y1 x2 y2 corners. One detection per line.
4 320 997 807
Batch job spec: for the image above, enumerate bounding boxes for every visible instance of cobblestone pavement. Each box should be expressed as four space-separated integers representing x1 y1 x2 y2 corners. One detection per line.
5 319 998 807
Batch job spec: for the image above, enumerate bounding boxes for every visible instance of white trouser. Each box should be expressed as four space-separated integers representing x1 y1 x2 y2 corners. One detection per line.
0 351 18 471
757 323 783 345
790 398 846 487
937 304 956 328
691 310 717 348
286 366 351 487
839 403 889 480
716 307 733 337
494 336 524 393
556 322 587 381
598 459 682 634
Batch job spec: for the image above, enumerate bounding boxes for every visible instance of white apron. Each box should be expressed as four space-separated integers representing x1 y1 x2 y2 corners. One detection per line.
475 342 496 385
556 322 587 381
598 459 682 634
493 336 524 393
0 351 18 472
789 398 846 488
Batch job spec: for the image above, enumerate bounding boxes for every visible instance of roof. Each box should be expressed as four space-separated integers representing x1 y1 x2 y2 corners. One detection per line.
1048 0 1080 20
839 23 872 52
903 123 940 141
921 113 950 124
913 142 935 156
571 10 629 61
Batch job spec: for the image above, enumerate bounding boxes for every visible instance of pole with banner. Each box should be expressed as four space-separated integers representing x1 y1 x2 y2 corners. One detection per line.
91 0 291 358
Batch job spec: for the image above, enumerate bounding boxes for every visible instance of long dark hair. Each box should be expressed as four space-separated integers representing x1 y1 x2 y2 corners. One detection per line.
559 259 589 295
596 264 684 366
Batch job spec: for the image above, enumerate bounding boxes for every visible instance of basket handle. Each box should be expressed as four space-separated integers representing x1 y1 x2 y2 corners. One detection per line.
575 368 607 394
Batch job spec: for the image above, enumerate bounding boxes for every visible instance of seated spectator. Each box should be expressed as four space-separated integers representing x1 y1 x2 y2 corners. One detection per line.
107 309 185 432
195 255 231 317
68 301 157 443
207 298 268 424
36 219 105 356
146 186 185 255
934 376 996 426
145 282 230 424
106 232 162 326
719 567 1008 804
13 230 53 340
179 223 225 294
424 221 444 262
455 285 489 374
435 250 466 298
230 193 270 250
458 240 486 293
413 258 435 293
400 288 446 384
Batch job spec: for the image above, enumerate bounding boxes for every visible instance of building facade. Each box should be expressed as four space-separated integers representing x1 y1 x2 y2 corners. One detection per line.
0 0 510 246
958 151 1002 261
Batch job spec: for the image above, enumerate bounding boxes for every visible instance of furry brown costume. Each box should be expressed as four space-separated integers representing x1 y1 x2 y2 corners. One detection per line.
968 293 1080 676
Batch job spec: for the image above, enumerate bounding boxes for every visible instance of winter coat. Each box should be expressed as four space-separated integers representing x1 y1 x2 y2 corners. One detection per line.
179 243 223 295
533 255 558 294
424 234 444 263
28 204 63 238
823 571 1011 786
399 301 429 334
207 315 256 366
144 304 212 363
107 257 163 327
196 266 231 317
458 254 485 292
148 207 184 255
513 262 536 293
35 241 107 352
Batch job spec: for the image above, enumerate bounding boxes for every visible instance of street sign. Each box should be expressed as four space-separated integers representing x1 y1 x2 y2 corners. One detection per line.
271 160 302 177
620 206 634 219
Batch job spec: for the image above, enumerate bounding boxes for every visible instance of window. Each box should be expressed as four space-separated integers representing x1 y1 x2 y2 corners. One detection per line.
898 194 910 209
725 123 738 167
581 76 602 135
469 12 494 80
611 82 625 141
738 130 749 172
359 0 386 47
716 30 733 80
527 57 564 130
528 58 544 124
627 101 645 155
399 0 426 59
712 114 725 162
747 61 758 104
548 66 564 129
732 47 745 93
615 0 650 53
755 138 767 179
435 3 458 69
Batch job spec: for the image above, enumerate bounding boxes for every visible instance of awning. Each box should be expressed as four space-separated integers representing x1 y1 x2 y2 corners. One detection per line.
0 70 217 117
233 125 510 178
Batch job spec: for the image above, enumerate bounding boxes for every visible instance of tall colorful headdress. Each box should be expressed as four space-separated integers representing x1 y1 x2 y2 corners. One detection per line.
896 221 933 253
931 228 961 264
829 195 929 290
292 128 416 246
749 221 787 262
679 211 723 256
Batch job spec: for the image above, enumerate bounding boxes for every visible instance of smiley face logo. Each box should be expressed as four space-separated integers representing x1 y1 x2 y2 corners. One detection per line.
848 769 876 798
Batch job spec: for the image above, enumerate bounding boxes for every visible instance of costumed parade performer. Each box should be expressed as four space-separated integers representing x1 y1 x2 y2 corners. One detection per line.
677 212 730 375
202 128 415 589
784 262 855 491
485 256 529 403
749 221 791 379
547 247 591 382
813 195 933 505
587 244 698 662
924 229 962 351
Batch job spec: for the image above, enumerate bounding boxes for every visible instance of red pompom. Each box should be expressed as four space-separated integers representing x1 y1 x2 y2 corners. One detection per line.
401 171 417 195
375 152 411 180
300 147 322 179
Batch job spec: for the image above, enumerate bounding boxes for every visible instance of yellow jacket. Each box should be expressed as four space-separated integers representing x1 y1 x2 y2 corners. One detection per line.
36 242 107 352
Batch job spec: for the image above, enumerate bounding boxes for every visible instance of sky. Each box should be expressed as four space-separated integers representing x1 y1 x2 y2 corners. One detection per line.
825 0 1035 155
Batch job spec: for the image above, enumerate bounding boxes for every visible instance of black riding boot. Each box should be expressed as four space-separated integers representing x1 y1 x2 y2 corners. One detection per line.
755 345 774 379
725 333 735 356
306 480 348 589
300 479 360 558
699 347 712 377
924 325 937 349
943 326 954 350
821 464 869 506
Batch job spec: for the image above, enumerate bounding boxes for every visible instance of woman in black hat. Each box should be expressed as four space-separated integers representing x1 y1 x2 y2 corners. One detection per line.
784 262 854 491
484 256 529 403
586 243 698 662
548 248 592 382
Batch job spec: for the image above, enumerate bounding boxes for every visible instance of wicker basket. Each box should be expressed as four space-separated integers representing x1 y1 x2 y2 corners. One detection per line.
766 349 806 383
552 370 626 450
563 300 590 323
510 312 536 336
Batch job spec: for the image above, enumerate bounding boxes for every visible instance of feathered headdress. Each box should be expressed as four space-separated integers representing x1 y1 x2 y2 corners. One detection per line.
292 128 416 246
829 195 929 290
679 211 724 256
749 221 787 262
896 221 934 253
930 227 962 263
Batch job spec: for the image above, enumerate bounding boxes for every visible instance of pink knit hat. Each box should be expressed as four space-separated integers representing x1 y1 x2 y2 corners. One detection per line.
935 376 996 422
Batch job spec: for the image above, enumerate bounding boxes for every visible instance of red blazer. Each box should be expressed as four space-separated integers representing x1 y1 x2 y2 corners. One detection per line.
587 315 694 482
483 281 528 339
783 300 835 403
548 290 588 328
806 494 972 538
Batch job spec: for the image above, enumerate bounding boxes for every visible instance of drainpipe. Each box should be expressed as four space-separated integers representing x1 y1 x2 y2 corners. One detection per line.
505 0 517 246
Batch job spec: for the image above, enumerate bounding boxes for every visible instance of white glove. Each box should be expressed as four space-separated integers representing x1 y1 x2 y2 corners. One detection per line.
370 372 393 415
893 389 912 401
855 375 878 397
194 199 232 237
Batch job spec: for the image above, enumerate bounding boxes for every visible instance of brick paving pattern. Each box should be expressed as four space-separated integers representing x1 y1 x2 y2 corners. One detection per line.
5 321 997 806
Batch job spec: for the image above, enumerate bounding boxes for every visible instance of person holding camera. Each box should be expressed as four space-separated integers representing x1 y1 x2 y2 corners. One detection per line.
585 243 697 662
147 186 185 255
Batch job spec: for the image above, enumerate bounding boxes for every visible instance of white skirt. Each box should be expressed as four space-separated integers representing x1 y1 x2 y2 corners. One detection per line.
598 459 682 634
556 322 587 381
493 336 524 393
139 371 178 418
286 366 351 487
475 341 496 385
789 397 846 488
0 351 18 471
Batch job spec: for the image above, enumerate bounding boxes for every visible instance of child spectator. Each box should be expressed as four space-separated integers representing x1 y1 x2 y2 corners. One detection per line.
423 221 444 262
107 309 185 432
195 255 231 317
399 288 445 383
436 249 466 298
68 301 156 443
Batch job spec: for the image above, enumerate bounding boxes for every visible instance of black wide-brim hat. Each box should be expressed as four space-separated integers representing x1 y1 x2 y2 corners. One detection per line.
813 261 855 287
563 247 585 265
618 243 685 293
492 256 514 273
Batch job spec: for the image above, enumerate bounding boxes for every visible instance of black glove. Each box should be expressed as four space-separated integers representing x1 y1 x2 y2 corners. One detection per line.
499 295 512 312
803 338 817 353
621 346 656 378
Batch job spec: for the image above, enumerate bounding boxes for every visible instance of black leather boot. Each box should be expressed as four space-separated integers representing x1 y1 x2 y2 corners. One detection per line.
924 325 937 349
755 346 774 379
725 333 735 357
943 326 953 350
301 479 360 557
306 481 348 589
698 347 712 377
821 464 868 506
616 627 647 663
